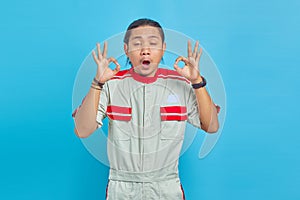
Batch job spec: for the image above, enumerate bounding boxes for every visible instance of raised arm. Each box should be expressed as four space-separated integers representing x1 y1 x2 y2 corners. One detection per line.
174 41 219 133
73 42 120 138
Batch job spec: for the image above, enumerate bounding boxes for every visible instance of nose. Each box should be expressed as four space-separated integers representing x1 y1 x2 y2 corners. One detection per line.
140 46 150 56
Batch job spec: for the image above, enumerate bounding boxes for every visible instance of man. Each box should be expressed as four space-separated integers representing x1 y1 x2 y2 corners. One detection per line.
73 18 219 199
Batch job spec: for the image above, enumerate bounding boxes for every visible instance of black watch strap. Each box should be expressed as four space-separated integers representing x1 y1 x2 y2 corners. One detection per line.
192 76 207 89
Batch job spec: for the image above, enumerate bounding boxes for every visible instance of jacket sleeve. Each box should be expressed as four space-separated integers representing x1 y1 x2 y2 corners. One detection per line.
186 84 201 129
96 83 109 128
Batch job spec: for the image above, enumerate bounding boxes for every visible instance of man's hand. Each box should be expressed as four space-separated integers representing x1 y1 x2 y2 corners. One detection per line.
174 40 203 84
92 42 120 83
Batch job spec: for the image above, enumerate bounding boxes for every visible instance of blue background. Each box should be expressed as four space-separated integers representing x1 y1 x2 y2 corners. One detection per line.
1 0 299 199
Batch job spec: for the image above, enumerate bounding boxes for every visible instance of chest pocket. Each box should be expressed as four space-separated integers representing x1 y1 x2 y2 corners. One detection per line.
160 106 187 140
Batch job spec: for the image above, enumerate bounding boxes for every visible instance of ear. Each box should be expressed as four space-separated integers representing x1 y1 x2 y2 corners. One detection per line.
162 42 166 55
124 43 128 56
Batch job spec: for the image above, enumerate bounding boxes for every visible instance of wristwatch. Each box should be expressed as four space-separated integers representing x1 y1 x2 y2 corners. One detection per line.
192 76 207 89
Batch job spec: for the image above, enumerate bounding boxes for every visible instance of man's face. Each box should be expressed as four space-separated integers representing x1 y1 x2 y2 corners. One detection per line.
124 26 166 77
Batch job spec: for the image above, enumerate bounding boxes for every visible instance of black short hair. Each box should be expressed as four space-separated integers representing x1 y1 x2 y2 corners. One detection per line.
123 18 165 44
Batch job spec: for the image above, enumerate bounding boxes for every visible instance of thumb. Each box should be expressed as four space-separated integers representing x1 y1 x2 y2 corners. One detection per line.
113 64 121 74
173 64 182 74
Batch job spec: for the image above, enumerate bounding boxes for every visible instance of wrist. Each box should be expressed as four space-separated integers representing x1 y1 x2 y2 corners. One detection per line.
93 77 105 85
90 85 101 91
92 77 105 90
191 76 203 84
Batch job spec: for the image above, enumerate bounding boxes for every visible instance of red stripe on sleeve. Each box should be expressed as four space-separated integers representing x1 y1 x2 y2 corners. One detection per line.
160 106 187 114
107 114 131 121
107 105 132 114
161 115 187 121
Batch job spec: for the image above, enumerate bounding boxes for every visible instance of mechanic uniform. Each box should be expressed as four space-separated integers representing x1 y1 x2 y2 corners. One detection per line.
96 67 201 200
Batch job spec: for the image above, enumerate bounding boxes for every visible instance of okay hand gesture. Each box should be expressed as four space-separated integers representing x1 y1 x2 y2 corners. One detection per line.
174 40 203 84
92 42 120 83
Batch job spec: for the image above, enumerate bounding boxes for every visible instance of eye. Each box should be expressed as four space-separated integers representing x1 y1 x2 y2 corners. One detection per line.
150 42 158 46
134 42 141 46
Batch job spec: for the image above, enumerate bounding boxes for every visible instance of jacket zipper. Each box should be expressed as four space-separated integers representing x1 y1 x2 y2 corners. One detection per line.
141 84 145 172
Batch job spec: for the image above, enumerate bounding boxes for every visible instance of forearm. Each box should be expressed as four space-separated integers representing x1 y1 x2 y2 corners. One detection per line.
74 88 101 138
192 78 219 133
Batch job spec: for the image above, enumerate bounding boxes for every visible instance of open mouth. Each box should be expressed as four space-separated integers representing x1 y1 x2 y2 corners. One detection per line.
142 60 151 65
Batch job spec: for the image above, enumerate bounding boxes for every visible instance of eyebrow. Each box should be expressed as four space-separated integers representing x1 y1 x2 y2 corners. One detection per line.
131 35 160 40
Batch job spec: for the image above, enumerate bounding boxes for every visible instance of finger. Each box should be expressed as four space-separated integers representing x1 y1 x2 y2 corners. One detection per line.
103 42 107 58
173 63 183 74
176 56 191 67
187 40 192 57
175 56 184 65
92 51 99 64
113 64 121 74
193 41 199 58
97 43 102 59
108 57 120 70
108 57 121 73
108 57 117 64
175 56 191 65
196 48 203 63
